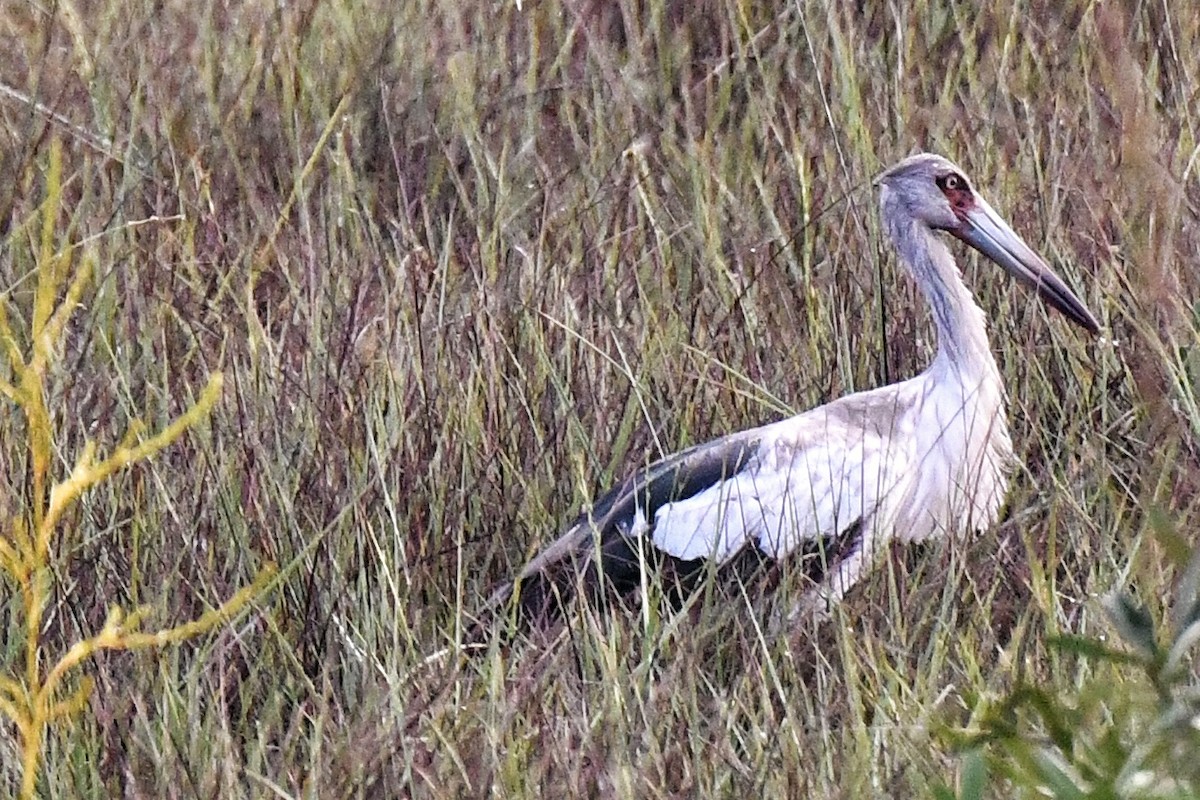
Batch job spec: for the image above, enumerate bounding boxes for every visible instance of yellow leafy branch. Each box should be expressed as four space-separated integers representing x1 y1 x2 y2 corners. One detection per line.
32 133 65 341
39 373 223 558
0 137 275 800
38 567 277 717
0 534 19 575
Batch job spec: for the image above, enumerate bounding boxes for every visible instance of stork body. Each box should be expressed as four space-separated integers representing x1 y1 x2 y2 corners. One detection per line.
482 153 1098 632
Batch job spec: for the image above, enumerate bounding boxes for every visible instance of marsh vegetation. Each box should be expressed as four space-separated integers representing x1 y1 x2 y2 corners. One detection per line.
1 1 1198 796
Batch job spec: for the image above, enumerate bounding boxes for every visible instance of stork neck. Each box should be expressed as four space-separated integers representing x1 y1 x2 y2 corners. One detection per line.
888 216 999 380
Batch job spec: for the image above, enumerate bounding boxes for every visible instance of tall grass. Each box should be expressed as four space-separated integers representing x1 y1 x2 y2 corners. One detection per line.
0 0 1197 796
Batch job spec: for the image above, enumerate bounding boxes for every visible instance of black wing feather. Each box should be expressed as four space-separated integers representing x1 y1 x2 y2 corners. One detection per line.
589 434 762 598
476 432 763 636
584 433 762 545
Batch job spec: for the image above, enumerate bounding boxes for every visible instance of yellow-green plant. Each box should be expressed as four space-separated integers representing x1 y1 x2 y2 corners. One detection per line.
0 141 274 799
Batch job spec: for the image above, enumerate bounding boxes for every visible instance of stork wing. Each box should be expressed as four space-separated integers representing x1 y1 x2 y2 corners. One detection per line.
646 400 916 602
469 429 764 631
513 429 763 583
480 386 918 631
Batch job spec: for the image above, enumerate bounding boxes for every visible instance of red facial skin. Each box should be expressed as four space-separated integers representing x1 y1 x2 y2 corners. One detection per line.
938 173 976 224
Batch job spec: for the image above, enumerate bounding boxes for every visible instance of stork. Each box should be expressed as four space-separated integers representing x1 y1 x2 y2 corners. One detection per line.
478 153 1099 637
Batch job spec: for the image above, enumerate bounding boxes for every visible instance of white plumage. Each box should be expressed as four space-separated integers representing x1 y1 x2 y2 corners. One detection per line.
640 355 1012 607
479 153 1099 634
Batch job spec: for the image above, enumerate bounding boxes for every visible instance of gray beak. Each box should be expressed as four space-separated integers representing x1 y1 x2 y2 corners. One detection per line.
952 197 1100 334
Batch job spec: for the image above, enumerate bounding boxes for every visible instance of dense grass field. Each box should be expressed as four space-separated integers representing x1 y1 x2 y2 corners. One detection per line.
2 0 1199 796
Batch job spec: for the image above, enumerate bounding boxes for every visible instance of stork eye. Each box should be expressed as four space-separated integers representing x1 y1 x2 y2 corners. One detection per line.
938 172 967 193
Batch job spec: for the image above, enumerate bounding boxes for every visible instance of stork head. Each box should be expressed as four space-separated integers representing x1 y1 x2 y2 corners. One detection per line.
878 152 1100 334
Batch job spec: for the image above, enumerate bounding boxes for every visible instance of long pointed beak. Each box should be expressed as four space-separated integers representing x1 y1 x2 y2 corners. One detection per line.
951 197 1100 334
